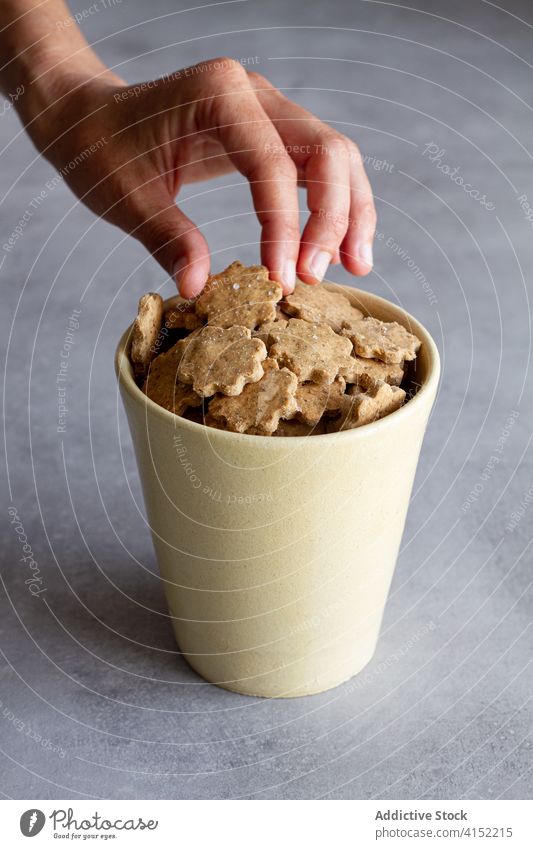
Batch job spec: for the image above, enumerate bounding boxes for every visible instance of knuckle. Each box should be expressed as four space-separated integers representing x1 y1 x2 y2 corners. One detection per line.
261 214 299 238
308 205 349 239
350 200 377 230
277 219 300 240
362 199 377 224
257 148 298 181
208 56 248 83
323 211 349 240
247 70 271 88
325 135 350 158
316 132 363 168
313 132 350 162
282 155 298 181
347 140 363 167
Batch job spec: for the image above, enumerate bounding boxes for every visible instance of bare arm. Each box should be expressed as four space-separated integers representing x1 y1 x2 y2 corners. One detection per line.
0 0 120 122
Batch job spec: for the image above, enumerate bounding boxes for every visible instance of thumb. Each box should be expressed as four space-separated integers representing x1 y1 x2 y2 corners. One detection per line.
128 190 210 297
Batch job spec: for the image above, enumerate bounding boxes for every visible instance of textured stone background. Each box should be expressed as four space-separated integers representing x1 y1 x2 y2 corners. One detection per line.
1 0 532 799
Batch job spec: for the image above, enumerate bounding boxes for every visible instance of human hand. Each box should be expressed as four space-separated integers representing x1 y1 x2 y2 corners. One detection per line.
28 58 377 297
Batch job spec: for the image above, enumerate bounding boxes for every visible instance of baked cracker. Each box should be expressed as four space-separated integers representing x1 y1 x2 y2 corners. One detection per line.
177 325 267 397
274 418 327 437
341 317 421 364
295 376 346 425
269 318 353 383
143 346 202 416
195 261 282 329
208 359 298 434
334 382 406 430
342 355 404 388
253 317 288 346
131 292 164 378
281 280 364 331
164 298 202 331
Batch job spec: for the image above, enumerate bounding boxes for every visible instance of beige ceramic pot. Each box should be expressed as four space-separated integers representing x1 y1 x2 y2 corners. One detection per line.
115 283 440 698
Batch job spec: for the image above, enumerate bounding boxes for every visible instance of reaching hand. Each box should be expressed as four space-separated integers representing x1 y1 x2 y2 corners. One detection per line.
0 3 376 297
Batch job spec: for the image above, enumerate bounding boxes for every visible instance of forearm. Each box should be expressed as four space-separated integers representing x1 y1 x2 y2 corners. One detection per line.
0 0 121 142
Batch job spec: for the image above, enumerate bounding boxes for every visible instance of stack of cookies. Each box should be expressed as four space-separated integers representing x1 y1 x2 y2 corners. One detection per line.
129 261 422 436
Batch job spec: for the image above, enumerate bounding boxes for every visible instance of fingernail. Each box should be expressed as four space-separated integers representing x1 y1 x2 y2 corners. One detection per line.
359 243 373 268
309 250 331 282
283 259 296 293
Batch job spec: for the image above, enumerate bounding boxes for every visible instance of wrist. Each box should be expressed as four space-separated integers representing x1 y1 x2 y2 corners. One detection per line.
15 46 124 151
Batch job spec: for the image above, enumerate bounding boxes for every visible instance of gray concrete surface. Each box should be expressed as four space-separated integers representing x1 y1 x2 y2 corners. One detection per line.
1 0 532 800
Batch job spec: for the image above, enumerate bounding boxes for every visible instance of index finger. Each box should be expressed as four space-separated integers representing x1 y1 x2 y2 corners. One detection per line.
201 60 300 293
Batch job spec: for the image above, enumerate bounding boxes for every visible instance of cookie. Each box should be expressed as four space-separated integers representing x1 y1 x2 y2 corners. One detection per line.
203 413 226 430
207 359 297 434
176 325 267 397
151 324 186 358
269 318 353 383
130 292 164 378
280 281 364 332
181 405 206 425
164 298 203 331
130 269 421 436
341 317 421 364
274 418 327 437
342 355 404 388
334 382 406 431
195 261 282 329
143 346 202 416
253 317 288 346
295 376 346 426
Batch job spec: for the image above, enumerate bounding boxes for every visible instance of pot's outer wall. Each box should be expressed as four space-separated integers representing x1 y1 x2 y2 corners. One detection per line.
116 284 440 697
